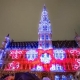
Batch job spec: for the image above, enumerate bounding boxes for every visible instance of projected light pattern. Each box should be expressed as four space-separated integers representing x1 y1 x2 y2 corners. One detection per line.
9 50 23 59
62 75 67 80
32 65 43 71
0 50 5 66
0 49 7 70
50 64 64 72
38 5 52 49
55 75 60 80
54 49 66 60
26 50 38 61
9 61 19 70
40 53 51 64
4 48 80 72
54 75 74 80
3 5 80 72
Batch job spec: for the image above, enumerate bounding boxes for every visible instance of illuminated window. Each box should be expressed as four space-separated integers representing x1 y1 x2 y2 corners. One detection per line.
42 35 44 40
43 26 47 31
69 75 74 80
42 42 45 48
0 64 3 69
0 53 3 60
43 26 45 30
46 35 48 40
45 43 49 48
56 64 63 71
55 75 60 80
67 75 74 80
43 16 47 21
32 65 43 71
50 64 64 72
62 75 67 80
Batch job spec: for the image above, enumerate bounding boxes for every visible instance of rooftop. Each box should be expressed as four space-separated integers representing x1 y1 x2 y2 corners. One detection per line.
7 40 78 49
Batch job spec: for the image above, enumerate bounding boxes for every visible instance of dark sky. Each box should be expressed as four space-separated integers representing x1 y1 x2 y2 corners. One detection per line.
0 0 80 44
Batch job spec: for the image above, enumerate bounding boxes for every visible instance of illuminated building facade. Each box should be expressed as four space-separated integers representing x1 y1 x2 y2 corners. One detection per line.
0 5 80 80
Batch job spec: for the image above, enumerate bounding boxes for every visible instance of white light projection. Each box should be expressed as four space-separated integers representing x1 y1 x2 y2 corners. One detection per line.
0 50 4 64
10 50 22 59
26 50 38 61
55 75 60 80
54 49 66 60
74 59 80 69
38 5 52 49
74 64 79 70
31 65 43 71
9 61 19 70
0 50 3 60
56 64 64 71
76 59 80 65
40 53 51 64
50 64 55 71
50 64 64 71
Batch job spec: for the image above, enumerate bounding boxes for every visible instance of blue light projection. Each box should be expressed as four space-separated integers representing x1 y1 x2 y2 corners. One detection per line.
50 64 64 72
31 65 43 71
3 5 80 73
0 52 3 60
40 53 51 64
62 75 67 80
0 50 4 69
38 5 52 49
69 75 74 80
26 50 38 61
54 49 66 60
55 75 60 80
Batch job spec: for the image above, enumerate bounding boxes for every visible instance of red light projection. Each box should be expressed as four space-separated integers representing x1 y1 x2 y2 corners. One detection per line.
4 48 80 72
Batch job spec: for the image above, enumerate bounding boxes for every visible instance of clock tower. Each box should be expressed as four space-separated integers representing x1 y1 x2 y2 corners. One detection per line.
38 5 52 50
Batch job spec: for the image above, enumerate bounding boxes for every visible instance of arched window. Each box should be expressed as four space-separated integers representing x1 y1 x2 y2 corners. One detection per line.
45 43 49 48
45 26 47 30
46 35 48 40
42 42 45 48
43 26 45 30
42 35 44 40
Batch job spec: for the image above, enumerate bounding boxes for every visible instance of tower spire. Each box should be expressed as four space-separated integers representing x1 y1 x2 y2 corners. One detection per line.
43 4 46 11
38 5 52 49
